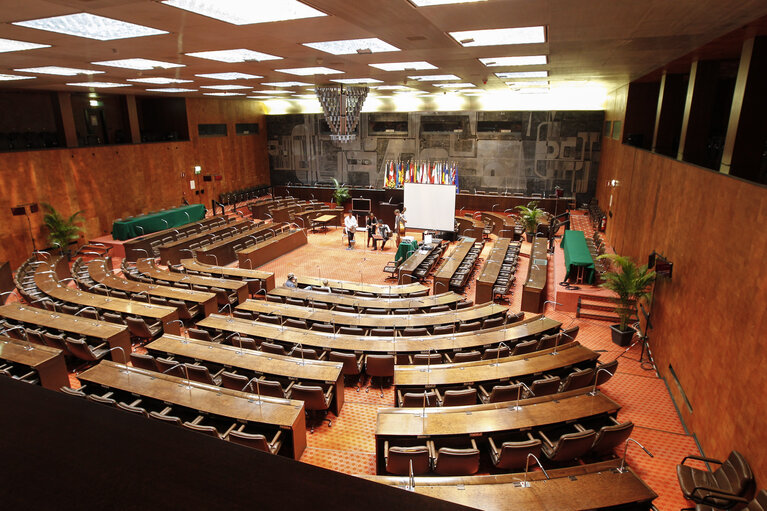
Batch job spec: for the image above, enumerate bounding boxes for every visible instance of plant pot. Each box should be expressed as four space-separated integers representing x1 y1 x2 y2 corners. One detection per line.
610 324 634 346
525 232 534 243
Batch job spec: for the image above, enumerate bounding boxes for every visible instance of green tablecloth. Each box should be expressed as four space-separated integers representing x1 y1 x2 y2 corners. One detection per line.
112 204 206 240
394 239 419 265
561 230 595 284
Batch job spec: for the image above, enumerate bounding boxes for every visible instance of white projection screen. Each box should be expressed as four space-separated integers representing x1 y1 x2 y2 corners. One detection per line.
403 183 456 231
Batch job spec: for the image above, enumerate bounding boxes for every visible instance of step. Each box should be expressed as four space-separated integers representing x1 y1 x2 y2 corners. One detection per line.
576 310 621 322
578 301 616 313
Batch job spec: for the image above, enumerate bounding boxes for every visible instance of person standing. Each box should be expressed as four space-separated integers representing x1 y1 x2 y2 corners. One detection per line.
344 211 358 250
366 212 377 247
394 208 407 246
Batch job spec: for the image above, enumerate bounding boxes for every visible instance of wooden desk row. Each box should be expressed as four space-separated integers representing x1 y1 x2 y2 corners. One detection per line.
398 243 443 285
236 300 507 331
180 259 275 295
125 216 227 261
432 237 482 294
193 221 288 266
158 219 251 265
295 276 428 297
521 238 549 313
146 334 345 415
79 360 307 458
475 238 520 304
267 287 462 311
481 212 523 239
362 459 657 510
0 335 69 390
454 216 484 239
238 229 308 269
196 314 560 356
293 208 343 230
135 259 248 306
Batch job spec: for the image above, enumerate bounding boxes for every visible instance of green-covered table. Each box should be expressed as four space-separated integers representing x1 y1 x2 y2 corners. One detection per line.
112 204 206 240
394 239 419 265
561 230 595 284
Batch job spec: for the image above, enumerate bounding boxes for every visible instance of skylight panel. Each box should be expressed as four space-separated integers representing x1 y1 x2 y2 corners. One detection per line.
0 74 35 81
195 72 262 80
13 13 167 41
92 58 183 70
303 38 399 55
128 77 193 84
369 61 436 71
479 55 547 67
0 37 50 53
146 88 197 92
407 74 460 81
67 82 131 88
15 66 104 76
275 67 343 76
161 0 326 25
449 26 546 47
200 84 251 90
261 81 312 87
330 78 383 84
185 49 282 63
495 71 548 79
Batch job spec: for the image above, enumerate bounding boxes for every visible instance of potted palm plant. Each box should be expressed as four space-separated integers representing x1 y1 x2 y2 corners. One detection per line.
597 254 656 346
515 201 545 242
332 178 351 208
42 203 84 259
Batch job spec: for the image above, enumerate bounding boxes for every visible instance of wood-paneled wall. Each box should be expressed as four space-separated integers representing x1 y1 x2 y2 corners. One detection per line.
0 98 269 267
596 137 767 486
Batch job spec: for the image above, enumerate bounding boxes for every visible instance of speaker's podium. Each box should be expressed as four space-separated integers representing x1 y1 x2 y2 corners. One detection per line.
377 200 402 228
351 198 371 224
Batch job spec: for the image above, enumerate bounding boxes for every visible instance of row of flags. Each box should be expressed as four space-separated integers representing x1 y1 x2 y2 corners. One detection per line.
383 160 459 190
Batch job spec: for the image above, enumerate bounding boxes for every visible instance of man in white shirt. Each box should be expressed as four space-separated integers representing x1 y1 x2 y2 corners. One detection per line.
344 211 358 250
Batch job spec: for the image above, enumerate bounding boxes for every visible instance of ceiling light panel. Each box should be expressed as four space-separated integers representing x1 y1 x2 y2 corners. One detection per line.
479 55 547 67
303 38 399 55
15 66 104 76
13 13 167 41
195 72 262 80
185 49 282 63
449 26 546 47
250 90 294 94
93 58 183 70
495 71 548 79
66 82 131 88
369 61 436 71
506 81 550 87
203 92 245 96
374 85 416 90
0 74 35 81
330 78 383 84
276 67 343 76
408 74 460 81
128 77 193 84
247 96 276 99
261 81 312 87
433 82 477 88
410 0 487 5
161 0 326 25
146 88 197 92
199 84 251 90
0 37 50 53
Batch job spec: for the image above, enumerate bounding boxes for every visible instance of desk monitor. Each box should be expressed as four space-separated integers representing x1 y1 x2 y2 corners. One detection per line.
352 198 371 212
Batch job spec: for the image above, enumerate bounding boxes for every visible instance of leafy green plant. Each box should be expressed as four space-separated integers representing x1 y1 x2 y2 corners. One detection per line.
514 201 545 234
42 203 84 256
597 254 656 331
332 178 350 206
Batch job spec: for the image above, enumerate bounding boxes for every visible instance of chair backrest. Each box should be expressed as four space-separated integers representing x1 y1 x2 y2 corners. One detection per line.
457 321 481 333
43 332 69 352
494 438 542 470
452 350 481 363
285 298 305 307
227 430 274 453
370 328 395 337
87 394 116 406
125 316 152 338
266 295 283 303
228 335 257 350
329 351 361 375
155 357 185 377
338 326 365 336
561 325 580 341
182 422 221 438
291 347 318 360
715 451 754 497
365 308 387 315
482 346 510 360
402 327 429 337
591 421 634 456
261 341 288 356
488 384 523 403
310 322 335 333
429 305 450 313
537 334 559 351
65 337 100 361
188 328 216 343
560 368 595 392
547 429 596 462
232 310 253 320
511 339 538 356
130 352 157 372
456 300 473 310
284 318 308 329
148 411 183 425
334 304 356 314
310 301 330 310
595 359 618 385
412 353 442 365
506 311 525 324
220 371 248 391
482 316 504 329
365 354 395 377
441 388 477 407
249 379 285 399
102 312 125 324
432 325 455 336
401 391 438 408
116 402 149 417
290 384 330 411
168 299 193 320
184 364 215 385
434 440 480 475
257 314 281 325
529 376 561 397
386 445 431 475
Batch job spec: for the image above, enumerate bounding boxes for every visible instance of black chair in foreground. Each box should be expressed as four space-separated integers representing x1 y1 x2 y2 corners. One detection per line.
677 451 754 510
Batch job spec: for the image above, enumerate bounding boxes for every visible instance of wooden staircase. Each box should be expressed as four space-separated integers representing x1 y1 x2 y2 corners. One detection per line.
576 295 637 323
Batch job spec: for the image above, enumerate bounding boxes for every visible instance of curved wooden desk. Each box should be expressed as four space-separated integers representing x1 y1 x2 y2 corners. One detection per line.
180 258 275 294
455 216 485 239
78 360 307 458
136 259 248 305
295 276 428 297
521 237 549 313
236 300 507 330
196 314 560 356
433 237 480 294
362 459 657 510
157 219 248 265
267 287 463 311
481 212 521 238
237 229 308 269
0 335 69 390
475 238 518 304
193 221 287 266
146 334 345 415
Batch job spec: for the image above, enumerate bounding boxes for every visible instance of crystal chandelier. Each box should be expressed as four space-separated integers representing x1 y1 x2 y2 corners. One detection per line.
316 85 369 143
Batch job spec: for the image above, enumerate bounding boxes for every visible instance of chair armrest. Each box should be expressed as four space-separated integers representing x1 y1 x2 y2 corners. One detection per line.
526 432 536 441
680 454 722 468
427 440 436 461
433 388 443 403
323 386 334 402
469 438 477 450
488 436 499 456
93 342 108 351
697 490 748 507
284 381 295 394
443 353 452 363
222 422 238 438
212 367 226 379
396 389 403 407
538 430 554 447
270 429 283 447
478 384 490 397
384 440 389 465
317 351 327 360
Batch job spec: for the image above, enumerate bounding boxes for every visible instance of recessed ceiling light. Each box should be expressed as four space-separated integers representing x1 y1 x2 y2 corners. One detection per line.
0 37 50 53
330 78 383 84
261 81 312 87
13 13 167 41
200 84 251 90
203 92 246 96
0 74 35 81
161 0 326 25
67 82 131 88
506 81 549 87
147 88 197 93
128 77 193 84
495 71 548 79
185 49 282 63
15 66 104 76
92 58 183 70
449 26 546 47
408 74 460 81
433 82 476 88
479 55 547 67
250 90 294 94
276 67 343 76
409 0 487 5
303 38 399 55
373 85 416 91
370 61 436 71
195 72 263 80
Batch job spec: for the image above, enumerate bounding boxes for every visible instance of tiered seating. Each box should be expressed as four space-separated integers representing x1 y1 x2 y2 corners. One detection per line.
476 238 520 304
432 237 484 292
192 221 289 266
218 185 269 205
124 216 227 261
157 219 249 265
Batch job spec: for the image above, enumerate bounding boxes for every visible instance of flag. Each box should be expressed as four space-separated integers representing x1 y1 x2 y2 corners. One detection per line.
452 162 459 192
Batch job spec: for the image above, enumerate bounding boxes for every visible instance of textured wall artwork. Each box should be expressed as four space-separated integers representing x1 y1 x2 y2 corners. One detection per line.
267 110 604 197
